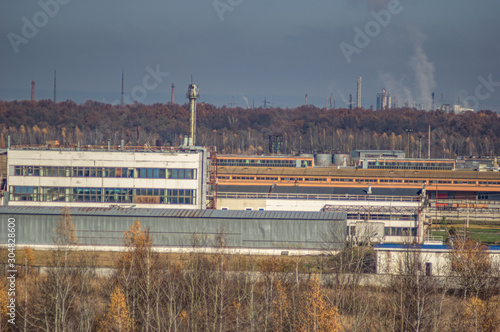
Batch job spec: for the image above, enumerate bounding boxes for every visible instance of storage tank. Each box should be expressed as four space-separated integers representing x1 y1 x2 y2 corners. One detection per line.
314 154 333 167
334 154 350 167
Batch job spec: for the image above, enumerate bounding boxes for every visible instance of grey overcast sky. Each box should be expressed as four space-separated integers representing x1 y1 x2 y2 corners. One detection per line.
1 0 500 111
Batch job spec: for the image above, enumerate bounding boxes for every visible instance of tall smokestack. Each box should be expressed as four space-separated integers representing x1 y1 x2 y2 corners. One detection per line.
432 92 435 110
356 76 362 108
349 94 353 110
171 83 175 104
187 83 199 146
53 70 56 103
31 80 35 102
305 93 308 105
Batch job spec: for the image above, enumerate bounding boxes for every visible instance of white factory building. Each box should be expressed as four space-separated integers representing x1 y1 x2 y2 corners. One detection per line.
7 147 207 209
216 192 427 243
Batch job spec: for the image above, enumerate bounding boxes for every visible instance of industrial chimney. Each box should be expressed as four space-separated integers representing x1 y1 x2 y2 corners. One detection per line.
31 80 35 102
171 83 175 104
356 76 362 108
187 83 199 146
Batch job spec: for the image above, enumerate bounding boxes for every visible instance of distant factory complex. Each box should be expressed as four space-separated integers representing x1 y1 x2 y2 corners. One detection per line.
2 83 500 274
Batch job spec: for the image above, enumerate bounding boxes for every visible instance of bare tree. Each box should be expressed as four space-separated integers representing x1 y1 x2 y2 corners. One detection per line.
448 236 499 300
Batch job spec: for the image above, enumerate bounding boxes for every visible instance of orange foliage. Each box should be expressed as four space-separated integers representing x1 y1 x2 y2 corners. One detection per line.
298 274 341 332
98 286 135 332
55 207 77 245
123 220 151 249
0 282 9 326
461 297 496 332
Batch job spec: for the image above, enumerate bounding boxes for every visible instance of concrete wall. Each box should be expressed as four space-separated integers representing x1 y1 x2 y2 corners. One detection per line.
217 197 419 211
375 245 500 276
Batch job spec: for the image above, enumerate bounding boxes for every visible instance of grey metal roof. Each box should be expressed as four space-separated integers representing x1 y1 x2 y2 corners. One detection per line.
0 206 346 221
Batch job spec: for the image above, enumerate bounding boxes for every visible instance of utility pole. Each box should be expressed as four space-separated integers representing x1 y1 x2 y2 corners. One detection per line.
53 70 56 103
418 135 423 159
121 69 124 106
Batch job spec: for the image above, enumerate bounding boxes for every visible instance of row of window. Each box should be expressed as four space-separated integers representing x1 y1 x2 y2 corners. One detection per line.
346 213 417 221
220 176 497 185
384 227 418 236
217 159 313 167
346 226 418 237
367 161 454 171
369 161 454 166
10 186 196 204
14 166 197 180
368 165 454 171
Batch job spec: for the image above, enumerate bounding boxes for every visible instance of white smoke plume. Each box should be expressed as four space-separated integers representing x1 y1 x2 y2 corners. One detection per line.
379 73 414 107
240 93 250 108
338 90 350 107
409 28 436 110
380 28 436 110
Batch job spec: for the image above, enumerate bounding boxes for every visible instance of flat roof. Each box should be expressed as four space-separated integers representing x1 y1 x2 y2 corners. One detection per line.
217 155 313 159
375 243 500 251
217 166 500 180
352 150 405 153
0 206 346 221
8 145 204 154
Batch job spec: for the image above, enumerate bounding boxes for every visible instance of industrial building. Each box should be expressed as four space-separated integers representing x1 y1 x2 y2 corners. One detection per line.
350 149 405 162
214 153 500 243
217 190 425 243
375 243 500 276
376 88 391 110
216 164 500 201
6 146 208 209
0 206 347 253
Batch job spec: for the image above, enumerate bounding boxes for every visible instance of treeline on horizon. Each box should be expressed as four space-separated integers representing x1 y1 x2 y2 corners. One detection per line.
0 99 499 157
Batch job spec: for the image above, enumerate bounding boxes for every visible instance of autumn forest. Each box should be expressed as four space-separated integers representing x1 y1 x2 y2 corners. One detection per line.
0 100 499 156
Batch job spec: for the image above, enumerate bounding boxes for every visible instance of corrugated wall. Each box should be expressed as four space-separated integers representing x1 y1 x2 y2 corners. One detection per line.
0 213 346 250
